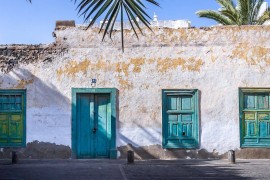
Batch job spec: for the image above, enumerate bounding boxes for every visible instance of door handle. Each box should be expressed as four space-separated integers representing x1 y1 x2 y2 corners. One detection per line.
93 127 97 133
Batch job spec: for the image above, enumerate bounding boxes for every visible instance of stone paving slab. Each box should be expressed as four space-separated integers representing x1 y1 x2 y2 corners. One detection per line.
0 159 270 180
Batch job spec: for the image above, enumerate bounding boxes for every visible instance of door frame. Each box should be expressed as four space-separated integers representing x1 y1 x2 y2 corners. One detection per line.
71 88 118 159
162 89 199 149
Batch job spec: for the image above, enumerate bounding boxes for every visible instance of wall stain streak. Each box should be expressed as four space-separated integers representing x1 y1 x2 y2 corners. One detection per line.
57 57 204 88
15 78 34 88
232 44 270 67
57 60 90 79
130 58 146 73
157 57 204 72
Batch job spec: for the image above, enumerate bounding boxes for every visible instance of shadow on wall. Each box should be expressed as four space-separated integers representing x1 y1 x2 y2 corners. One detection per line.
117 120 221 160
11 69 70 109
116 93 221 160
0 69 71 159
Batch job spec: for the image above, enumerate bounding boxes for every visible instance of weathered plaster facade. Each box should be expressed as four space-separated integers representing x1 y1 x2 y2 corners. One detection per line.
1 25 270 159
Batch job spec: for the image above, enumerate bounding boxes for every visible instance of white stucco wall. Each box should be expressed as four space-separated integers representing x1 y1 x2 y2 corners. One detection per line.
1 25 270 156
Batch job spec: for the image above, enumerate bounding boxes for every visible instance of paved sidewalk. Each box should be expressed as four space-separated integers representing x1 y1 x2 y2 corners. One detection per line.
1 159 270 179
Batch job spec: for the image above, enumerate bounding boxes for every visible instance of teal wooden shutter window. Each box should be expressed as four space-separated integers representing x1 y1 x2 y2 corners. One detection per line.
239 88 270 147
162 89 199 148
0 90 26 147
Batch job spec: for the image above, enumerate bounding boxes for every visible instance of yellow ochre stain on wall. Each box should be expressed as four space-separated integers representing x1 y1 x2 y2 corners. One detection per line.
118 77 133 89
57 57 204 87
116 62 129 76
15 79 34 88
157 57 204 72
232 44 270 66
57 60 90 78
130 58 146 73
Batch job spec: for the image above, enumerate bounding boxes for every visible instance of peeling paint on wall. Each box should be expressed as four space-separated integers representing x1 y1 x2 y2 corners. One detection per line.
15 78 34 88
232 44 270 66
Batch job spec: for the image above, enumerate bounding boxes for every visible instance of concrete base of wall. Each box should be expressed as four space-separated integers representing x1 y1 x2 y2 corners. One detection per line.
235 148 270 159
118 144 222 160
118 144 270 160
1 142 270 159
0 141 71 159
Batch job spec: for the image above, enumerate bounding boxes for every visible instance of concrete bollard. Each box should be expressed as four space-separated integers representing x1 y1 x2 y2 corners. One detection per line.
127 150 134 163
228 150 235 164
12 151 18 164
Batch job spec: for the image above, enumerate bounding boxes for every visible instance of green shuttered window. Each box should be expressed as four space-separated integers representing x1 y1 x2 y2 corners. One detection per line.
239 88 270 147
162 89 199 148
0 90 26 147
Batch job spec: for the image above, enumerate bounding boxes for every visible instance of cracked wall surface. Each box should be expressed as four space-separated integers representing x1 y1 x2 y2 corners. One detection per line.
1 25 270 159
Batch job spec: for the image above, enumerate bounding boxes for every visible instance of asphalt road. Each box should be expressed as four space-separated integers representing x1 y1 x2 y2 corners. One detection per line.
0 159 269 180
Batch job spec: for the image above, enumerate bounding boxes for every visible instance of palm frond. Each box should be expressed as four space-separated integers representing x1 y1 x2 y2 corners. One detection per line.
237 0 250 24
249 0 264 24
73 0 159 52
196 10 234 25
220 9 239 24
197 0 270 26
256 7 270 24
216 0 236 13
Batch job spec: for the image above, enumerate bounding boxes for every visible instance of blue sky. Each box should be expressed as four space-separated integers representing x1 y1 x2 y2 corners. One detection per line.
0 0 268 44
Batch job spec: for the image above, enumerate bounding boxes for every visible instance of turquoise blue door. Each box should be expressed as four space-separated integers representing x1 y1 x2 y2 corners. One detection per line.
162 90 199 148
76 93 111 158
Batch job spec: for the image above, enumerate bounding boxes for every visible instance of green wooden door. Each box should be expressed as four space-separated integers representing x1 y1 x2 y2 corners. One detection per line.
0 90 26 147
76 93 111 158
162 90 199 148
240 89 270 147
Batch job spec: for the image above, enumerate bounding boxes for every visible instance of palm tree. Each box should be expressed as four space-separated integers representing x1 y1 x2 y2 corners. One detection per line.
73 0 159 51
196 0 270 25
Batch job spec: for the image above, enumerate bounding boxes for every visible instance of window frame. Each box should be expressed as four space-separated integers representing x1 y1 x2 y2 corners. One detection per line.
162 89 199 149
239 88 270 148
0 89 26 147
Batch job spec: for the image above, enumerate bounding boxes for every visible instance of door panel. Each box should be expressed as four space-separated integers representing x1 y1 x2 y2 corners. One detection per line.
9 113 23 143
77 93 110 158
78 94 93 157
95 95 109 157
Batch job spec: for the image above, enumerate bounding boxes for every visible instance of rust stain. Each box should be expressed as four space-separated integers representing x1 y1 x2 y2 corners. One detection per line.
157 57 184 72
130 58 146 73
148 58 155 64
118 77 132 89
232 43 249 62
57 56 204 88
157 57 204 72
177 29 188 41
140 106 148 113
116 62 129 76
232 44 270 66
15 78 34 88
166 29 174 36
57 60 90 78
184 58 204 72
211 54 216 63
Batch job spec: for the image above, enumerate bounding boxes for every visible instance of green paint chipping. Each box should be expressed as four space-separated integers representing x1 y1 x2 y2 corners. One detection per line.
239 88 270 148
